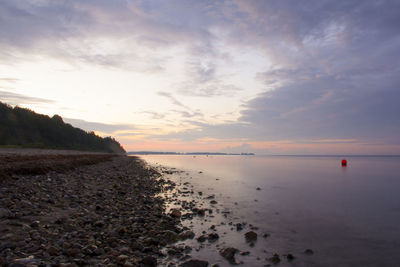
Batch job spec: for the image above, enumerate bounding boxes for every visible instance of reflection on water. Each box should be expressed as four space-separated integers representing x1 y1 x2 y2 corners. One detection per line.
140 155 400 266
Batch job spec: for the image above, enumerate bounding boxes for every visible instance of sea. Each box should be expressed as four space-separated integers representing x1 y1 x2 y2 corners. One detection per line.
138 155 400 267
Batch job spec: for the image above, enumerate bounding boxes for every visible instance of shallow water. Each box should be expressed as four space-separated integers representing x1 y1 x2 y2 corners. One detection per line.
139 155 400 266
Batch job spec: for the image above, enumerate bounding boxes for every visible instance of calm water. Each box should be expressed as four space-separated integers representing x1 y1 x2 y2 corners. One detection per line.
139 155 400 266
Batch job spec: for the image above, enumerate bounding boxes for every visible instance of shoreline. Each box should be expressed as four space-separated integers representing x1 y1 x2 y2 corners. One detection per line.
0 149 313 266
150 160 287 267
141 155 323 267
0 151 191 266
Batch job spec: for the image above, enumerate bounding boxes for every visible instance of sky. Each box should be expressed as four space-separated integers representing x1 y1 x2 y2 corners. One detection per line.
1 0 399 154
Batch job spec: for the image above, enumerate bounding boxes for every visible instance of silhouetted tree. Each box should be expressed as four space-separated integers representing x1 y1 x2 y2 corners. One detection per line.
0 102 125 153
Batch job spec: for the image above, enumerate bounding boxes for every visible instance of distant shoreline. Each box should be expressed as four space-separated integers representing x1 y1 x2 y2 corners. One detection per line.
128 151 255 156
130 152 400 157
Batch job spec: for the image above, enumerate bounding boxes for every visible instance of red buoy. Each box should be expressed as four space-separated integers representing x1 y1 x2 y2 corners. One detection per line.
341 159 347 167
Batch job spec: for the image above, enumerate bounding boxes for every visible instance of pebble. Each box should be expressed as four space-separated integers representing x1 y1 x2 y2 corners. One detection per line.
287 253 295 261
0 208 11 218
170 208 182 218
268 253 281 264
219 247 239 264
304 249 314 255
141 255 157 266
245 231 258 242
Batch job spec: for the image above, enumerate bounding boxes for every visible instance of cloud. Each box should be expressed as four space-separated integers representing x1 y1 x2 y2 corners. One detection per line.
64 118 134 134
171 109 203 119
178 81 242 97
140 111 166 120
240 74 400 140
143 0 400 149
157 91 186 108
186 60 216 83
0 77 19 83
0 0 218 69
0 91 54 105
157 91 204 120
177 56 242 98
233 0 400 143
1 0 400 153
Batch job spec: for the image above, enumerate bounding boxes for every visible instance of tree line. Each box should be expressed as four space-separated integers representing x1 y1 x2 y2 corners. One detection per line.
0 102 125 154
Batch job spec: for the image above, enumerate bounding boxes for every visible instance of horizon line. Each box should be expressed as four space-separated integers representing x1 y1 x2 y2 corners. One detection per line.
127 151 400 157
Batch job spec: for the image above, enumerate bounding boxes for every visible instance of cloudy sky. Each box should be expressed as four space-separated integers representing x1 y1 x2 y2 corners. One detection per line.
1 0 399 154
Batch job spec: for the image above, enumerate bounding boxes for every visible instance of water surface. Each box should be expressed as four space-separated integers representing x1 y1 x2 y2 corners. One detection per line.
140 155 400 266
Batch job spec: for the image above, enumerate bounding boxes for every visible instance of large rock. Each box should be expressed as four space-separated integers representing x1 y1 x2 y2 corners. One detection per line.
117 255 129 265
0 208 11 219
196 235 207 242
244 231 257 242
159 230 179 244
170 208 182 218
268 253 280 264
179 230 195 240
219 247 238 264
47 245 59 256
141 256 157 266
180 259 209 267
208 233 219 242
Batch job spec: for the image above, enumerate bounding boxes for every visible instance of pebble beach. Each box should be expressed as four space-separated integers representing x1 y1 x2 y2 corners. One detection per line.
0 150 190 266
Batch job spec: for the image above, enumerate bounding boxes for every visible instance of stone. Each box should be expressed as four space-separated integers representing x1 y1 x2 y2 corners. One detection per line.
245 231 257 242
141 256 157 266
21 200 33 207
196 235 207 243
268 254 280 264
10 256 37 266
197 209 205 216
287 254 295 261
161 230 179 243
117 255 129 265
208 233 219 242
179 231 195 240
47 245 59 256
93 220 105 227
65 247 80 257
0 208 11 219
304 249 314 255
30 220 40 228
180 259 209 267
170 209 182 218
219 247 238 264
119 246 130 254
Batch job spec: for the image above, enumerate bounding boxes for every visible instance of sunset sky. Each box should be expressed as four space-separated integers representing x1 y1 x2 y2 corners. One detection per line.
1 0 399 154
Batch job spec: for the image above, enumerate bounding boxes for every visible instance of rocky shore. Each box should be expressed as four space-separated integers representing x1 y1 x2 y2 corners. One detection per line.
0 150 311 266
0 152 189 266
